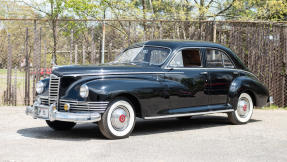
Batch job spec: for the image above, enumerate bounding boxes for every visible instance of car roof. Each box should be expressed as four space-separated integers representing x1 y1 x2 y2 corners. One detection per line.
126 40 229 52
127 40 248 71
143 40 227 50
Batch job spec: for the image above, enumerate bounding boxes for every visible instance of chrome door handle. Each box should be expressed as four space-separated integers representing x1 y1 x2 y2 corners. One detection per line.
233 71 239 75
200 72 208 75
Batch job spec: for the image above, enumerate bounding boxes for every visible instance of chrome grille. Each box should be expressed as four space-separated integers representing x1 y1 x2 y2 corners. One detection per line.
49 74 60 105
40 96 49 106
59 99 108 112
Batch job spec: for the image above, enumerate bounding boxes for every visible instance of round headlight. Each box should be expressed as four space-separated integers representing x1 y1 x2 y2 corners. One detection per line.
80 84 89 98
36 81 45 94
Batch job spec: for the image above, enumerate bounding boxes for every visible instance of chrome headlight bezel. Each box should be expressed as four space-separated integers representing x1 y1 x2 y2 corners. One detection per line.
36 81 45 94
80 84 89 98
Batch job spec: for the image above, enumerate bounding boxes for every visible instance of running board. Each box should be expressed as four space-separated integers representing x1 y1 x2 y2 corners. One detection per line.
144 109 234 120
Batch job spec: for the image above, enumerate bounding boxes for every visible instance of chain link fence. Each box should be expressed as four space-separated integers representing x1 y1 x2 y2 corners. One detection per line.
0 19 286 106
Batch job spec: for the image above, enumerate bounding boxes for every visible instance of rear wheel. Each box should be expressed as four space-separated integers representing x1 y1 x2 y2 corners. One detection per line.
98 98 136 139
46 120 76 130
228 93 254 124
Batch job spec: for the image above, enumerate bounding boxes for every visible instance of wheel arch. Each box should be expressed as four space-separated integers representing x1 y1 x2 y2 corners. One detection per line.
112 93 142 118
242 90 257 107
228 76 268 109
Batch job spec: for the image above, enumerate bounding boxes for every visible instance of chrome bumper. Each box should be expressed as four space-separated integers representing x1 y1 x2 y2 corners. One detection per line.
26 102 101 123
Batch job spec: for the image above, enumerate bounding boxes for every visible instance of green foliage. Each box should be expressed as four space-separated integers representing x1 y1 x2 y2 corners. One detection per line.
261 104 287 110
65 0 101 18
227 0 287 21
2 0 287 21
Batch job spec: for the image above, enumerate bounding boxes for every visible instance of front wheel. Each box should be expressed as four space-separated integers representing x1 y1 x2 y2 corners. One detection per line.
228 93 254 124
98 98 136 139
46 120 76 130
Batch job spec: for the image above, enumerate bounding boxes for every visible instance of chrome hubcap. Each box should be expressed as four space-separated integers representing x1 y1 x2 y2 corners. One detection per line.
110 105 130 131
237 97 250 118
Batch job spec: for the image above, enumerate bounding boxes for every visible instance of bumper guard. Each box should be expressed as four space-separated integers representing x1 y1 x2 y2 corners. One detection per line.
26 102 101 123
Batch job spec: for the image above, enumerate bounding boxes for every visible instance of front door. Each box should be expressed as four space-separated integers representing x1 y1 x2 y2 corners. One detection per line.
163 48 209 114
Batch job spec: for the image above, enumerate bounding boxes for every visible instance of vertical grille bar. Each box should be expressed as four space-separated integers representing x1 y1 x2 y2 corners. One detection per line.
49 74 60 105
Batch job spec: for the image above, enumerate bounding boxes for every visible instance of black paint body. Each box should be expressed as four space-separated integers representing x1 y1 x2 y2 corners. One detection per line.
40 40 269 118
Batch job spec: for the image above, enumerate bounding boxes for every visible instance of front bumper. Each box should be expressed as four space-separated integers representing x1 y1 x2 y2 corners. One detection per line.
26 102 101 123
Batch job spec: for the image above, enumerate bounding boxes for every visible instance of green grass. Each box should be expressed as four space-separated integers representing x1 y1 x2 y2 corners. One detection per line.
261 104 287 110
0 69 25 77
0 68 34 105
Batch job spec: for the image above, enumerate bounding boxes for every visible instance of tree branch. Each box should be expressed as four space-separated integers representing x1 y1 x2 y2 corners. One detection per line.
215 0 236 16
206 0 214 9
22 1 50 16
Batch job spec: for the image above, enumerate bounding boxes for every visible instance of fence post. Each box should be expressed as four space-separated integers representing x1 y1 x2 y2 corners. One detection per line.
24 28 30 105
128 21 131 45
13 67 17 106
134 22 137 41
32 20 37 101
101 21 106 64
91 28 96 64
159 21 163 39
44 39 47 76
108 42 112 62
70 30 73 64
75 44 78 64
281 25 287 107
37 27 41 82
213 21 217 43
6 34 12 105
82 40 86 64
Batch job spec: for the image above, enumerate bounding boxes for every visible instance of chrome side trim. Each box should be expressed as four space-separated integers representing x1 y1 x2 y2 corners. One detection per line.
143 109 234 120
64 71 184 77
164 67 256 77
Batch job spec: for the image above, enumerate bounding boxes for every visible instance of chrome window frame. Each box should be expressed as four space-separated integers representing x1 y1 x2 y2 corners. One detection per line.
165 47 206 69
205 47 236 69
140 45 172 66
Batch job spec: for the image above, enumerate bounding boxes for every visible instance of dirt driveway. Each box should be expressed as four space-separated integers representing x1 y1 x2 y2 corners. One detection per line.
0 107 286 162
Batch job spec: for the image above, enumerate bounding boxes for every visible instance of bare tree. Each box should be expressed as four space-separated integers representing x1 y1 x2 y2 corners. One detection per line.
23 0 66 65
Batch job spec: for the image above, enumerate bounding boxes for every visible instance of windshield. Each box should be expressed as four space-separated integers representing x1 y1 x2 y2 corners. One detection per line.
113 46 171 65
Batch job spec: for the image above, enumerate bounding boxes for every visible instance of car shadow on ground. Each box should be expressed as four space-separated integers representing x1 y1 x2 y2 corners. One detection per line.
17 115 261 141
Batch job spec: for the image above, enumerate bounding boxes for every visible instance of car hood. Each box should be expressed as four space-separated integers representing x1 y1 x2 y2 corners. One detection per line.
52 63 163 77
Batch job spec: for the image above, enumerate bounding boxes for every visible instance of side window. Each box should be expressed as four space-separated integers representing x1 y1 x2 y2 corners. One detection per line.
222 54 234 68
133 49 147 62
206 49 234 68
150 49 170 65
169 49 201 68
170 52 184 67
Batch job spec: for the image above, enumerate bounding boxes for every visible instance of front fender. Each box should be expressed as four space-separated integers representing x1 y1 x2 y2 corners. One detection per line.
228 76 269 109
86 78 168 117
85 78 166 101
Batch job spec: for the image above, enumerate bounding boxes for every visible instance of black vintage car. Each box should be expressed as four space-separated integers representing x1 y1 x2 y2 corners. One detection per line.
26 40 269 139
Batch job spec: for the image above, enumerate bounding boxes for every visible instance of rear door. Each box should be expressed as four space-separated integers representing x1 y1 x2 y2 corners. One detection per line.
205 48 239 107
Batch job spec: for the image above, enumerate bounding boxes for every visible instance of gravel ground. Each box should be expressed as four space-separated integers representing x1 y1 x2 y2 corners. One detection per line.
0 107 286 162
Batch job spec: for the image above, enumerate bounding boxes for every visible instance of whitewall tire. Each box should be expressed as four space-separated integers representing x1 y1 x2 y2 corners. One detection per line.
228 93 254 124
98 98 136 139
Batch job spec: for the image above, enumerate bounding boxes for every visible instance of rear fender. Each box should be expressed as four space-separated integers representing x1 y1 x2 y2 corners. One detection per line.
228 76 269 109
